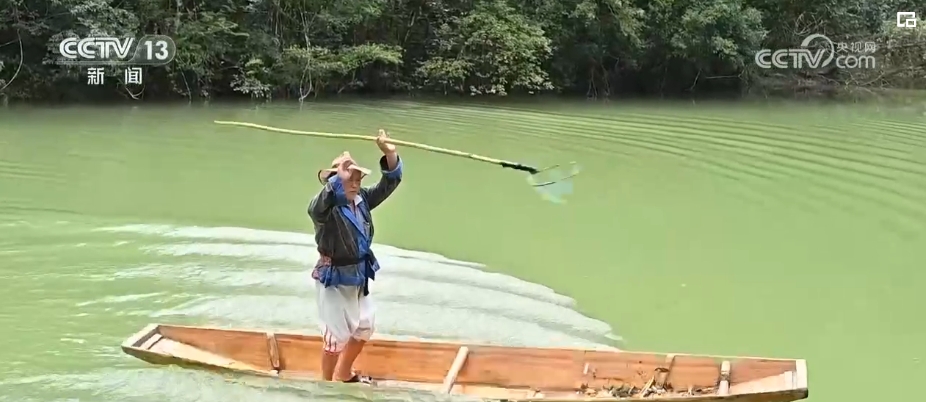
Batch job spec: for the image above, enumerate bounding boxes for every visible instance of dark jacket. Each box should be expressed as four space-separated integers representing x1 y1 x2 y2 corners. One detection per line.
307 155 403 293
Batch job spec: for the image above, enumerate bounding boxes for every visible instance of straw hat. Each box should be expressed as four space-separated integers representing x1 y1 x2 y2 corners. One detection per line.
317 153 371 184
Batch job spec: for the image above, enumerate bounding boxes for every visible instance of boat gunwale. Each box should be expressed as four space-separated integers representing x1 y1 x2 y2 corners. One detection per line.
129 323 806 363
121 323 160 349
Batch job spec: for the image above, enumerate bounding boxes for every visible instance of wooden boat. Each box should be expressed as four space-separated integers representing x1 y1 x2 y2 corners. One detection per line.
121 323 808 401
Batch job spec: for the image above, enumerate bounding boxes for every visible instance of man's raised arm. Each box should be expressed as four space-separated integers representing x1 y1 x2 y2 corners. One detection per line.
363 129 402 210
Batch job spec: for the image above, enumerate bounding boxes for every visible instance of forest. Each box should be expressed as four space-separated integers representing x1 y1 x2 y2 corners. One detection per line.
0 0 924 102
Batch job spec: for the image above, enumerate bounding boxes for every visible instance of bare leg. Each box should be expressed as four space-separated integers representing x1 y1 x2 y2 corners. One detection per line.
334 337 367 380
321 351 339 381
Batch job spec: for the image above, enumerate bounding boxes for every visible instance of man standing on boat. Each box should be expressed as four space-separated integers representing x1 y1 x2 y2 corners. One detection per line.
308 129 402 383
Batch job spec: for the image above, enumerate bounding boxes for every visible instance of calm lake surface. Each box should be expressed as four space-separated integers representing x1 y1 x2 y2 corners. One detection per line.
1 99 924 402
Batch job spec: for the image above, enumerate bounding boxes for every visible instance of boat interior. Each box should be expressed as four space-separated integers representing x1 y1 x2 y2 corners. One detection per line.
122 324 808 401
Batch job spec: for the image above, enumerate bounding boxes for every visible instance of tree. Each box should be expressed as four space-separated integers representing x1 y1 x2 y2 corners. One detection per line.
0 0 921 102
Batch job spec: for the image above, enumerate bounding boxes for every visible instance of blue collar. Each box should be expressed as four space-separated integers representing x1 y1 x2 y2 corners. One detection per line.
339 195 369 241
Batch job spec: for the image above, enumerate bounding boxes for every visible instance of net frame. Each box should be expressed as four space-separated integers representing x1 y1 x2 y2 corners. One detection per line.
526 161 580 204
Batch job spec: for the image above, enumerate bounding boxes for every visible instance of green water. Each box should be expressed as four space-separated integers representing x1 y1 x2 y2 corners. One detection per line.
1 100 924 402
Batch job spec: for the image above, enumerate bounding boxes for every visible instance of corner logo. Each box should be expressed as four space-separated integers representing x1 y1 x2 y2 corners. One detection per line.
53 35 176 66
755 34 877 69
896 12 916 28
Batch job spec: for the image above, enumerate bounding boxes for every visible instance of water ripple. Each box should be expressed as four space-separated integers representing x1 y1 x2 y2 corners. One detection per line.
98 223 620 349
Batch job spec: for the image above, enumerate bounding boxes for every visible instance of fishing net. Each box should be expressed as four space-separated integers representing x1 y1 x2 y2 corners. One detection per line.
526 162 581 204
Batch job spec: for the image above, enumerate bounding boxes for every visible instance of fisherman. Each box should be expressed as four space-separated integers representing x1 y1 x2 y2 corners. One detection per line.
308 129 402 383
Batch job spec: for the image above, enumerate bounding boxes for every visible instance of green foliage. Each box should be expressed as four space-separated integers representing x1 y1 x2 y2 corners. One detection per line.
0 0 922 101
417 0 552 95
